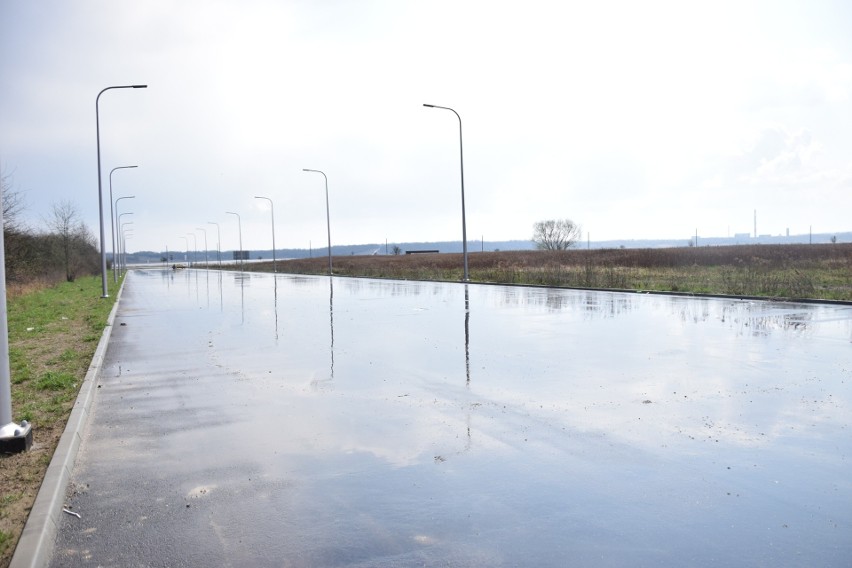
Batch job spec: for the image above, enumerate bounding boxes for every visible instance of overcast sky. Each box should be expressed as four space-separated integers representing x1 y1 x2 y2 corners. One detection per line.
2 1 851 254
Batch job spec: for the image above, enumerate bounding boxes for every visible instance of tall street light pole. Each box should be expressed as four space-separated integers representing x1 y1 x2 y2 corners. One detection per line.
208 221 222 267
226 212 243 270
113 195 135 281
196 227 209 269
109 165 137 282
254 196 276 273
423 103 469 281
302 169 332 275
96 84 147 297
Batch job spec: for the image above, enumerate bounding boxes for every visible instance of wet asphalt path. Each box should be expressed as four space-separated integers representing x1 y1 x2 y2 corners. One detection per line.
49 268 852 566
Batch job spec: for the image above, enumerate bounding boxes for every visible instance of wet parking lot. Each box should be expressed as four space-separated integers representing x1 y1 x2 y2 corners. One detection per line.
51 269 852 566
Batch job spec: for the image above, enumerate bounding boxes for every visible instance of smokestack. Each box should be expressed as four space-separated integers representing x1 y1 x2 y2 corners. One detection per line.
754 210 757 238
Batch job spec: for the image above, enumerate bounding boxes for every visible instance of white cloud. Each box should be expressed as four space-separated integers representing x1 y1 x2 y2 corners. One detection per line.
1 0 851 250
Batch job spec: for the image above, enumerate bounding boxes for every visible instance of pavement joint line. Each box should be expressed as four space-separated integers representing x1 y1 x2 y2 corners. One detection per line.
9 278 127 568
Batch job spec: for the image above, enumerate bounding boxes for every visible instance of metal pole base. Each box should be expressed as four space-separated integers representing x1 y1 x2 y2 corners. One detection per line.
0 420 33 454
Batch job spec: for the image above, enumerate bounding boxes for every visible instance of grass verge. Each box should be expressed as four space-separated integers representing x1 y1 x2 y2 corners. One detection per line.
0 275 119 567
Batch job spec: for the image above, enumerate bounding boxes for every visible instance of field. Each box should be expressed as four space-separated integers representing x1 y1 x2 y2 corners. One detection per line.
247 243 852 301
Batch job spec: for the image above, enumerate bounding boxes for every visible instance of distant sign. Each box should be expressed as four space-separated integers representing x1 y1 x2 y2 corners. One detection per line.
232 250 250 260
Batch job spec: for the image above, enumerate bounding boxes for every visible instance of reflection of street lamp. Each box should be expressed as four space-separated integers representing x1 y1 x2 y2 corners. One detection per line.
96 84 147 297
302 169 332 275
423 103 469 281
196 228 209 269
226 212 243 270
208 221 222 267
114 195 135 280
109 165 136 281
254 196 276 273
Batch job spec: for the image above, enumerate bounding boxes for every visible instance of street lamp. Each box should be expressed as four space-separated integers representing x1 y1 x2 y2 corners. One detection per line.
122 234 133 266
187 233 197 268
179 236 189 265
109 165 137 282
423 103 469 281
96 84 147 297
208 221 222 267
117 213 133 276
254 196 276 273
302 169 332 275
114 195 135 281
196 227 209 269
226 212 243 270
122 230 134 272
120 222 134 273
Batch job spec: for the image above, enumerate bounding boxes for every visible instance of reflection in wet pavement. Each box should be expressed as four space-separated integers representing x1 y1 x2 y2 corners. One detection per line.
52 269 852 566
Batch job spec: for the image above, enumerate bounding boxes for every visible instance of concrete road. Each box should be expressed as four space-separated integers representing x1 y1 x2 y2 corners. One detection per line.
48 269 852 566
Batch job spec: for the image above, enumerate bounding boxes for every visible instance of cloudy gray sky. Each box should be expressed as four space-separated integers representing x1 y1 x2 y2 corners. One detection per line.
2 0 851 254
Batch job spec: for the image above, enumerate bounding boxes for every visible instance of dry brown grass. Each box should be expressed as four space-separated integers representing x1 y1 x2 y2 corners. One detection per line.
244 243 852 301
4 279 50 299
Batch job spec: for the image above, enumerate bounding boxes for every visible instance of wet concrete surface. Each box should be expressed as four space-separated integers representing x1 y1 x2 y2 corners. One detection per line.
50 269 852 566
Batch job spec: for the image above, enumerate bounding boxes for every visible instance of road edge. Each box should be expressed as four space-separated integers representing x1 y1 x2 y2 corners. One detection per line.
9 280 125 568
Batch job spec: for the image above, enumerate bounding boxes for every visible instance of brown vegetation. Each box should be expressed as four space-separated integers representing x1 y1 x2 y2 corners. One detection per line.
2 171 101 290
247 243 852 301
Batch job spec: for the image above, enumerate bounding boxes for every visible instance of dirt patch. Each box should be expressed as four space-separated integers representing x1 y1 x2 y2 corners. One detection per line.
0 423 64 565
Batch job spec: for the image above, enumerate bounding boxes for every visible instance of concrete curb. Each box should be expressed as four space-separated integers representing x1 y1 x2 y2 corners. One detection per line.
10 281 125 568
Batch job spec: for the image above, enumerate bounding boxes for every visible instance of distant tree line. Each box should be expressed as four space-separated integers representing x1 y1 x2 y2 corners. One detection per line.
2 168 100 288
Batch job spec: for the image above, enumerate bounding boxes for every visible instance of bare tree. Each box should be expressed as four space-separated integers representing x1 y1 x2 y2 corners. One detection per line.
532 219 581 250
1 166 26 233
48 200 94 282
1 166 37 283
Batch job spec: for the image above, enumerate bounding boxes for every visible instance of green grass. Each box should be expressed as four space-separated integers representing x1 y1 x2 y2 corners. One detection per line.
7 277 116 412
35 371 77 391
1 274 121 568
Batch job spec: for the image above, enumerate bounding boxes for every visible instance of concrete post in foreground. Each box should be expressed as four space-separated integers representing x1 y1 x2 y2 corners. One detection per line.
0 187 32 453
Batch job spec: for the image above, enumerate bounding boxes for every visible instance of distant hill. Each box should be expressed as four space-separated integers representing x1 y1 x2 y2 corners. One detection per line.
125 232 852 265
